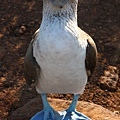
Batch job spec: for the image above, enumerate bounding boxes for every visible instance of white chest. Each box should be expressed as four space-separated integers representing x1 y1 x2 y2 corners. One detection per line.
33 21 88 94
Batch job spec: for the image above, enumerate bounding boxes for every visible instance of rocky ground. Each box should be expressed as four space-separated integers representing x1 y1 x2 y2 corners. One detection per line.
0 0 120 119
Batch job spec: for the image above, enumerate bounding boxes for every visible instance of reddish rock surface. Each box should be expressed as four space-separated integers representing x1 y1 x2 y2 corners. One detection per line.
100 66 119 91
10 98 120 120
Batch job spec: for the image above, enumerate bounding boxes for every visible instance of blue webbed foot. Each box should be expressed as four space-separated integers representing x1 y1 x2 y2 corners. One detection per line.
58 110 90 120
31 109 90 120
31 107 63 120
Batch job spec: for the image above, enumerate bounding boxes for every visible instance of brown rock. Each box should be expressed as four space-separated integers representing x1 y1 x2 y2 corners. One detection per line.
9 97 43 120
100 76 118 92
10 98 120 120
100 66 119 92
14 25 27 36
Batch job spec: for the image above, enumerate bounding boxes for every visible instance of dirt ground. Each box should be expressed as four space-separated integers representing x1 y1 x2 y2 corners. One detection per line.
0 0 120 119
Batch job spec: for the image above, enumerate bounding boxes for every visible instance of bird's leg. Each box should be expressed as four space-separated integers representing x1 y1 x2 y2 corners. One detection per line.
31 94 90 120
41 93 52 110
66 94 79 112
41 93 60 120
62 94 90 120
31 93 62 120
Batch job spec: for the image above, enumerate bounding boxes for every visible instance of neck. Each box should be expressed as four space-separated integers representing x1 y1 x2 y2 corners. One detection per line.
41 0 78 25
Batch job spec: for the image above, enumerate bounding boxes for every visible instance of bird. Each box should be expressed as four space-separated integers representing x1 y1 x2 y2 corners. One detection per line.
24 0 97 120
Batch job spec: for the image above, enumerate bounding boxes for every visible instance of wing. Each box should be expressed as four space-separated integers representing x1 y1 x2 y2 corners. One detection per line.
24 29 41 85
78 28 97 79
85 37 97 79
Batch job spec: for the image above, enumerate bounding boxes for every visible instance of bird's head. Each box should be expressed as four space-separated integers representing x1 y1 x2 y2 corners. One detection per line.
42 0 78 21
49 0 78 8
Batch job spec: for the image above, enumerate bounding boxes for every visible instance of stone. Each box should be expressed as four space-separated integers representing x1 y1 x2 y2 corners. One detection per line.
14 25 27 36
99 66 119 92
9 98 120 120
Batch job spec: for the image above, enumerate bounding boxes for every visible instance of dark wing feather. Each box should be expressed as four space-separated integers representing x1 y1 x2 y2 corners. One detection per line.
85 38 97 79
24 29 40 85
78 28 97 79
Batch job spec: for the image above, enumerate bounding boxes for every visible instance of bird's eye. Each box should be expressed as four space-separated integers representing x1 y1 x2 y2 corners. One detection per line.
60 6 63 8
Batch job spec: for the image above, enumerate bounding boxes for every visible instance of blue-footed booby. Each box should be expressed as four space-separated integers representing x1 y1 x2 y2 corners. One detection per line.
24 0 97 120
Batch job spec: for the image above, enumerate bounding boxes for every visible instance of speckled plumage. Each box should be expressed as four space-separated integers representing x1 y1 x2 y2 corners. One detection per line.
24 0 97 120
24 0 97 94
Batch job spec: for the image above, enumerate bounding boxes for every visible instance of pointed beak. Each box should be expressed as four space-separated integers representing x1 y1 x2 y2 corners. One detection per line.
50 0 70 7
